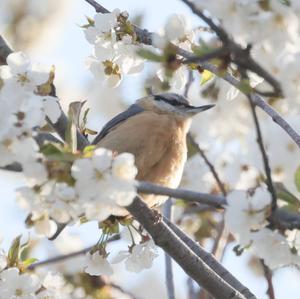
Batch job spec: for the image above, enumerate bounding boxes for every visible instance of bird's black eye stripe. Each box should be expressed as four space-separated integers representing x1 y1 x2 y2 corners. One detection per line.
154 95 191 108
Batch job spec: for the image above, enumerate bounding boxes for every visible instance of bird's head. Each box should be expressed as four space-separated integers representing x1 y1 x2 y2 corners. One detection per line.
137 93 214 119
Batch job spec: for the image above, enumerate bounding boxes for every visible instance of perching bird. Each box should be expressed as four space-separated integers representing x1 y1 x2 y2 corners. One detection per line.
93 93 214 208
49 93 214 240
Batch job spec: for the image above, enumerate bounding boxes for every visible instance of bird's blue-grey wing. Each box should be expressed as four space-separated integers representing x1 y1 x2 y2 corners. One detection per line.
92 104 144 145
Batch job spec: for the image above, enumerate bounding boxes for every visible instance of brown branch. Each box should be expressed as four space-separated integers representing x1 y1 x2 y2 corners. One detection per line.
180 0 229 43
28 234 120 270
247 94 277 210
137 181 226 208
180 0 282 97
190 59 300 148
83 0 152 45
182 47 229 65
261 260 276 299
187 134 227 196
127 196 256 299
183 70 194 98
82 1 299 148
0 35 13 64
163 199 175 299
162 216 256 299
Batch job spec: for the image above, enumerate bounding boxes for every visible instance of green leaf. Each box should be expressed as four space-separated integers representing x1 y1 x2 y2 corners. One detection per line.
295 167 300 193
238 80 252 94
41 143 63 156
80 16 95 29
200 70 214 86
22 258 38 268
8 235 22 266
191 42 212 56
137 49 164 62
83 145 96 158
275 182 300 211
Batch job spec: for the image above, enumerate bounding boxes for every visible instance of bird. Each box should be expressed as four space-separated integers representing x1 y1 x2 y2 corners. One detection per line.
49 93 214 240
93 93 214 208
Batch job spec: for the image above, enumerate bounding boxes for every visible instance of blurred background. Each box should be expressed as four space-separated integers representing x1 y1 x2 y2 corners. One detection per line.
1 1 300 298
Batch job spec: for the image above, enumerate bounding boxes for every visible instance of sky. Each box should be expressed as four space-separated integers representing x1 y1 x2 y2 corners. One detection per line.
1 0 300 298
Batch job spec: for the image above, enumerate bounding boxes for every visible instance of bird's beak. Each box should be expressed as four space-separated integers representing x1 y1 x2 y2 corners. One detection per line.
186 104 215 115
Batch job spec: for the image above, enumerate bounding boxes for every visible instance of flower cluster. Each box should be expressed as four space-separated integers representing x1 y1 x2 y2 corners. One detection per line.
0 237 82 299
84 9 144 87
0 52 61 169
224 187 300 269
84 236 158 276
194 0 300 102
17 147 138 237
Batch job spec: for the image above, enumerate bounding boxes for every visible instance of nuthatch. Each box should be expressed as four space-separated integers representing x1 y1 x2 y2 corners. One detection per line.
93 93 214 208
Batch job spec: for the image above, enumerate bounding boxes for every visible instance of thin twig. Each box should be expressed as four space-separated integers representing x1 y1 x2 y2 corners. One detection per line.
261 260 276 299
0 35 13 64
28 234 120 270
247 95 277 210
85 0 109 13
194 60 300 148
180 0 282 96
184 70 194 98
187 134 227 195
163 199 176 299
180 0 229 42
182 47 228 65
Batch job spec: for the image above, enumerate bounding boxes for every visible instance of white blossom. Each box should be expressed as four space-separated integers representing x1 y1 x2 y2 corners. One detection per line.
84 252 113 276
71 148 137 222
224 187 271 245
0 267 40 299
251 228 300 269
113 240 158 273
84 10 144 88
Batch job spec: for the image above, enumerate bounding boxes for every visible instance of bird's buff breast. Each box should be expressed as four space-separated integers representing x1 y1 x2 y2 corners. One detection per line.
97 111 189 208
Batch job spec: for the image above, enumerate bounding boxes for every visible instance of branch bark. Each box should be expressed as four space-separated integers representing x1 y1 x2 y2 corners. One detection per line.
163 199 176 299
126 196 257 299
137 181 226 208
0 35 13 65
180 0 282 96
163 217 255 299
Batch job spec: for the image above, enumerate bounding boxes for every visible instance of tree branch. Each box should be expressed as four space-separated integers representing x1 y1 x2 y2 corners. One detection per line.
28 234 120 270
187 134 227 196
82 1 299 148
247 94 277 210
180 0 282 96
163 217 255 299
137 181 226 208
0 35 13 65
194 60 300 148
126 196 256 299
261 260 276 299
163 199 175 299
